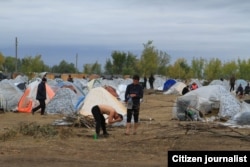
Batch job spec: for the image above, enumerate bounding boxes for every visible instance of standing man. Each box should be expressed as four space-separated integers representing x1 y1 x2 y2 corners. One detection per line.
149 74 155 89
143 76 147 89
91 104 123 138
125 75 144 135
230 75 235 92
32 77 47 115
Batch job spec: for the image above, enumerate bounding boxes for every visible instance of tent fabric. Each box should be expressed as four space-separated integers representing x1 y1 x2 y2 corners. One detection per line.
80 87 126 116
79 87 127 126
235 79 248 91
17 79 55 113
188 79 203 88
0 79 23 111
46 88 85 115
79 87 126 116
104 85 119 98
173 85 241 121
163 79 176 91
209 79 230 91
163 82 186 95
87 79 102 90
227 101 250 125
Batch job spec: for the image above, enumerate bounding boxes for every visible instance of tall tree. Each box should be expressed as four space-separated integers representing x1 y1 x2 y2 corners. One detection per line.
237 59 250 80
221 60 238 80
167 58 190 80
20 55 49 74
190 57 205 79
104 58 113 74
203 58 222 81
104 51 138 75
91 61 102 75
157 50 171 76
0 52 5 71
111 51 126 74
140 40 158 76
123 52 138 75
51 60 76 73
83 61 102 75
3 56 18 72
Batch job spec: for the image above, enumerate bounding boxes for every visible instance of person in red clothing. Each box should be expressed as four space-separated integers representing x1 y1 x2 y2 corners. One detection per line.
191 82 198 90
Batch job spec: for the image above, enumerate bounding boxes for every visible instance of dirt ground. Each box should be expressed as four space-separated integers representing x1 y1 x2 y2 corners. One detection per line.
1 90 250 167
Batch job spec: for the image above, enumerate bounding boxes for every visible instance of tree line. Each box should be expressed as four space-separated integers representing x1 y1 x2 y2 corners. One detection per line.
0 40 249 82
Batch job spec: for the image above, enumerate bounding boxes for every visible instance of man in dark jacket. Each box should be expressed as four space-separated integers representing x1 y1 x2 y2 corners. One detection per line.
236 84 244 100
124 75 143 135
149 74 155 89
32 78 47 115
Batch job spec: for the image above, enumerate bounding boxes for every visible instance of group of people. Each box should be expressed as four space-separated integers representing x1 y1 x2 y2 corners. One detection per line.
181 82 198 95
143 74 155 89
32 74 144 139
235 83 250 99
230 75 250 99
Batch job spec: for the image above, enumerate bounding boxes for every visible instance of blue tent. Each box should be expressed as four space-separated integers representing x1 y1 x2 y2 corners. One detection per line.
163 79 176 91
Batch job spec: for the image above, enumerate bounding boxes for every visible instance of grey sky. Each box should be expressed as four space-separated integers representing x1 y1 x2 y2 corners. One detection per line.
1 0 250 69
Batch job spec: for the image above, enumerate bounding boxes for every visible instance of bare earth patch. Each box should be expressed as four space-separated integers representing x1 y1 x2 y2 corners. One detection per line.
1 91 250 167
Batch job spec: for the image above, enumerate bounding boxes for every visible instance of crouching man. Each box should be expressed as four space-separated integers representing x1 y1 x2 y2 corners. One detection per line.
91 104 123 138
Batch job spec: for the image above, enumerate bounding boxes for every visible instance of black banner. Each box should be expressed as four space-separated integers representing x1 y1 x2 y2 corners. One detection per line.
168 151 250 167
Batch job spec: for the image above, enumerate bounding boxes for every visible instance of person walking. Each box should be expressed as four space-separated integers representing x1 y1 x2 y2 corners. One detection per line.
124 75 144 135
32 78 47 115
91 104 123 138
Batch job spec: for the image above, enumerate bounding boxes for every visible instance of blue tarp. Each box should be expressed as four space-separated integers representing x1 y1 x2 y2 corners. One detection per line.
163 79 176 91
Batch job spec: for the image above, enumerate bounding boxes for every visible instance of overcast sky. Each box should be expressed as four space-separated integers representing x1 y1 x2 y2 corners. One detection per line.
1 0 250 70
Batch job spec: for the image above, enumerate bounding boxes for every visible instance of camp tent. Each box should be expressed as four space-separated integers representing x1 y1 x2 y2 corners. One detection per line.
17 79 55 113
163 79 176 91
79 87 126 126
0 79 24 111
209 79 230 91
173 85 241 121
226 101 250 126
163 82 186 95
235 79 248 91
46 88 85 115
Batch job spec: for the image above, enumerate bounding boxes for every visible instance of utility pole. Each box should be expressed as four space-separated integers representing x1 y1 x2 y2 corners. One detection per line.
75 53 78 73
15 37 18 72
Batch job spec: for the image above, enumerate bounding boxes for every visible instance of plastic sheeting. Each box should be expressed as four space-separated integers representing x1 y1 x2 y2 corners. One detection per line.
173 85 241 121
226 102 250 125
46 88 84 115
0 79 23 111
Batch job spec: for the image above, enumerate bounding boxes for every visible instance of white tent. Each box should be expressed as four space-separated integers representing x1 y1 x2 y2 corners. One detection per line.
0 79 23 111
209 79 230 91
173 85 241 121
79 87 127 126
163 82 186 95
17 79 55 113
